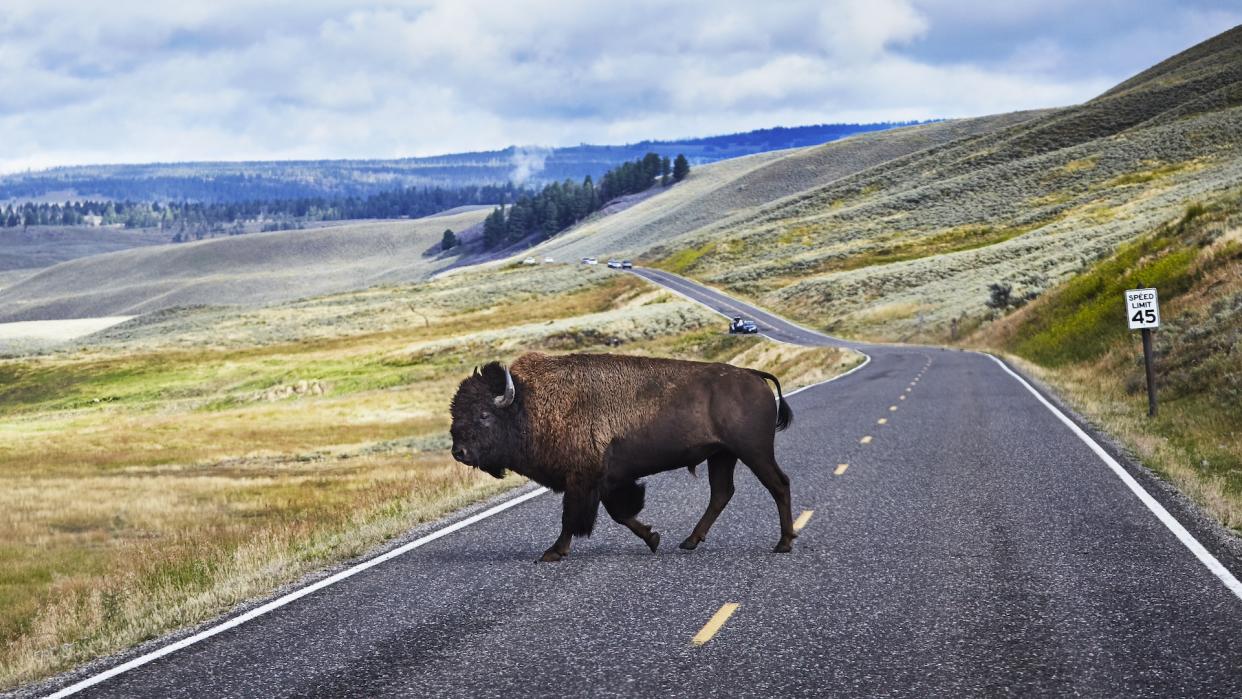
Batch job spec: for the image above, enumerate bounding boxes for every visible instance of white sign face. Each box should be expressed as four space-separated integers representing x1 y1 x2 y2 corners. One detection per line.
1125 288 1160 330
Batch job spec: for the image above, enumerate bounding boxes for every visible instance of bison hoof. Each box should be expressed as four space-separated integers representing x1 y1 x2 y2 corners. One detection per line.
773 541 793 553
678 536 700 551
539 549 565 563
645 531 660 553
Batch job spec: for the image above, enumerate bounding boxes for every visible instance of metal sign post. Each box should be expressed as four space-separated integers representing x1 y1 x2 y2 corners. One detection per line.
1124 287 1160 417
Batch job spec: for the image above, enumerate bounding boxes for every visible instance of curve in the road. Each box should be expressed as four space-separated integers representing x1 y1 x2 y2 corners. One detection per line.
634 266 1242 601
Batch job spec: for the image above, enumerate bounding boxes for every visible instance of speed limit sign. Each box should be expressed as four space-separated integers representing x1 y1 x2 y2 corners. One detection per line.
1125 288 1160 330
1125 287 1160 417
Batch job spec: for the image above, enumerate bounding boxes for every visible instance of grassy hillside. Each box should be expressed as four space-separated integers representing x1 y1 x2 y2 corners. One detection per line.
0 208 492 323
0 226 170 277
974 190 1242 531
0 264 859 689
604 26 1242 342
528 111 1047 265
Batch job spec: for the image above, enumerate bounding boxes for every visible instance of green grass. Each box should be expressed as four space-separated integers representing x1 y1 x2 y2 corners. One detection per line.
977 192 1242 533
0 264 860 690
876 224 1033 262
654 241 717 273
807 222 1041 276
1009 204 1211 365
1104 160 1197 187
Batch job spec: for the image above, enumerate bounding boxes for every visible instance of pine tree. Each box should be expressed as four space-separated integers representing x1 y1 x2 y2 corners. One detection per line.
441 228 457 250
661 156 672 186
673 154 690 182
641 153 662 189
482 207 507 249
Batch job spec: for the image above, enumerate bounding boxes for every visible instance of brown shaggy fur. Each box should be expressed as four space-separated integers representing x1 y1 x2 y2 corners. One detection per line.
450 352 795 562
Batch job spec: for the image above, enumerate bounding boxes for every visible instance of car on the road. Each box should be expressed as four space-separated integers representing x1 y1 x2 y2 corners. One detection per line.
543 256 554 263
606 259 622 269
621 260 633 269
581 257 597 265
728 316 759 334
522 257 537 265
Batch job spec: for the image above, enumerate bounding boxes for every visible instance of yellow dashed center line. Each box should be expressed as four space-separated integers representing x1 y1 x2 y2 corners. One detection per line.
889 405 898 412
834 463 849 475
692 603 740 646
899 395 906 400
860 435 873 444
793 510 814 532
877 418 887 425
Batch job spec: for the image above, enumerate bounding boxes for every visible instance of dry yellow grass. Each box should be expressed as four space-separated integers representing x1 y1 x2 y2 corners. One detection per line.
971 196 1242 534
0 265 857 690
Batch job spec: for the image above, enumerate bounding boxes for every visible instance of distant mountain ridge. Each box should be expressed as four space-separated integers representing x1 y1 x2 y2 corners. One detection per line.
0 122 926 204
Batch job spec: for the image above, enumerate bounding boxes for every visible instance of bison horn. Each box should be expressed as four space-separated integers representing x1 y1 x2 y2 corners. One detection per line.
494 365 515 408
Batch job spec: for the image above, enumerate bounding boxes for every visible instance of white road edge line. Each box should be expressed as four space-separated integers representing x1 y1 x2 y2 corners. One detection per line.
640 267 1242 600
645 274 832 349
43 486 551 698
48 269 872 698
987 354 1242 601
785 353 871 396
631 269 873 395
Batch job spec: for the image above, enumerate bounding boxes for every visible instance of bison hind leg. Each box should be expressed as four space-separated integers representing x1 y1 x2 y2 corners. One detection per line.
680 452 737 551
606 480 646 520
602 481 659 553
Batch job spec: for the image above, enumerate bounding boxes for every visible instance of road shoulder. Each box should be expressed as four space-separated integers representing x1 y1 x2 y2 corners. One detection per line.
984 350 1242 588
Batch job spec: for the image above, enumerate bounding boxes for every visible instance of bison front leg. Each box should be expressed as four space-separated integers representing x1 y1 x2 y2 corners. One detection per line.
540 483 600 563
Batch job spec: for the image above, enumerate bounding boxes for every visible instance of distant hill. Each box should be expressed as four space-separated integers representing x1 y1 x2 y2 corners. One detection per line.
0 122 923 204
0 209 491 322
14 23 1241 329
528 24 1242 342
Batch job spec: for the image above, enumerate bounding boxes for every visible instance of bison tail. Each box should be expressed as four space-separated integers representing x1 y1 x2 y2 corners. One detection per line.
748 369 794 432
776 395 793 432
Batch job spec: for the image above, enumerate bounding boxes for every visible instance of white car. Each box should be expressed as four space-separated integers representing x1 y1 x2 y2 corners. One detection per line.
581 257 598 265
607 259 622 269
523 257 537 265
543 257 554 263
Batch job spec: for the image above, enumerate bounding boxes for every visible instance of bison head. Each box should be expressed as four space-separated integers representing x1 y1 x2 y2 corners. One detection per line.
449 362 520 478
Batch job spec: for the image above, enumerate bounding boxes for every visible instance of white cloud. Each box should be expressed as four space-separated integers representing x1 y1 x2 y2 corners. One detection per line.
0 0 1238 173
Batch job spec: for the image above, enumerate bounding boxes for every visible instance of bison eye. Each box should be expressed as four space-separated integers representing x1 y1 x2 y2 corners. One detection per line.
478 411 493 424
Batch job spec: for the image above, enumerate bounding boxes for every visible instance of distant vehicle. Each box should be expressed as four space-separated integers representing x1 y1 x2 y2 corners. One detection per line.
523 257 537 265
543 257 554 263
581 257 598 265
621 260 633 269
729 316 759 334
607 259 622 269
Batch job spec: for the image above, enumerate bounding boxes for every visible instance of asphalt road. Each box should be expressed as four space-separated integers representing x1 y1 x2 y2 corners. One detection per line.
37 268 1242 698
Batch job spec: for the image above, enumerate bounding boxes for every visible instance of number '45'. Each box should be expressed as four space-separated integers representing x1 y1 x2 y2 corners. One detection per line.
1132 310 1156 323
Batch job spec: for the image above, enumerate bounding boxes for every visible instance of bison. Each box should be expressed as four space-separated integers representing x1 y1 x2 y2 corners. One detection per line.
449 352 795 562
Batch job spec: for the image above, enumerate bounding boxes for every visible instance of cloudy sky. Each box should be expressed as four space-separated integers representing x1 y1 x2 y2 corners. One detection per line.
1 0 1238 173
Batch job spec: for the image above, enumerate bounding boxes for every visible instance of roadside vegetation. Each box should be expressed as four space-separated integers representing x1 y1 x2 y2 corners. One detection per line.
973 192 1242 532
0 264 857 689
628 28 1242 342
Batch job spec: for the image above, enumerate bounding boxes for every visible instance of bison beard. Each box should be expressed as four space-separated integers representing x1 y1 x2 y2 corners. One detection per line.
449 352 795 562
